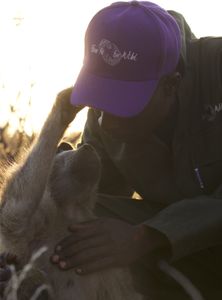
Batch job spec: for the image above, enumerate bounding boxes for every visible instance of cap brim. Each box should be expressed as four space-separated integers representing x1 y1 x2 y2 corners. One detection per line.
71 68 159 117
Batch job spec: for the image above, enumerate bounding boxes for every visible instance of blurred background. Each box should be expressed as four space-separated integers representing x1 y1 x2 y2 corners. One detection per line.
0 0 221 160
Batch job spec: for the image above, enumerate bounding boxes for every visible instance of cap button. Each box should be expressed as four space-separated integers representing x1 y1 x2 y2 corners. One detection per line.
131 1 140 6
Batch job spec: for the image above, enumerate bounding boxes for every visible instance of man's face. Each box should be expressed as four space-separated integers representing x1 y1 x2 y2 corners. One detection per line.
98 73 180 142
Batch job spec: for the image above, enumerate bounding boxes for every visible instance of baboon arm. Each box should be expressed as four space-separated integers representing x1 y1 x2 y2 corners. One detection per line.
0 90 77 234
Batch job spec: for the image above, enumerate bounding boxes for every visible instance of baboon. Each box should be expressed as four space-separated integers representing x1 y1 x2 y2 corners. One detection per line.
0 89 143 300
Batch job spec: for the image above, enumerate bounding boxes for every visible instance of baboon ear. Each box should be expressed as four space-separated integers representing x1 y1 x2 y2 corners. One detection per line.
57 142 73 153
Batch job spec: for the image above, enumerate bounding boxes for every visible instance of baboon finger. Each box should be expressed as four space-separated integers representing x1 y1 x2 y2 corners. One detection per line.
0 267 11 281
5 253 17 265
56 87 73 101
0 282 7 297
0 254 6 267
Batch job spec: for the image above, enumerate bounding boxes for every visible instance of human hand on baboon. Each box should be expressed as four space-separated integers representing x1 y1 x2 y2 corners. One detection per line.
51 218 171 275
0 253 18 297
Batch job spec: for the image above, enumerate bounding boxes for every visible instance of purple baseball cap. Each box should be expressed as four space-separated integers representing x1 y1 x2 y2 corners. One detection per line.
71 1 181 117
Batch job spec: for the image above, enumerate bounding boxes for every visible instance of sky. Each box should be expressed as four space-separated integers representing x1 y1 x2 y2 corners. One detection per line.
0 0 221 133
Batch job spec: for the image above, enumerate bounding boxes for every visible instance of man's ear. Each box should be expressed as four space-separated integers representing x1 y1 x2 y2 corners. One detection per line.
163 72 182 96
57 142 73 153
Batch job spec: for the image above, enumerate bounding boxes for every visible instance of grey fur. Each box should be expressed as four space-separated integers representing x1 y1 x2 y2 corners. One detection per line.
0 89 143 300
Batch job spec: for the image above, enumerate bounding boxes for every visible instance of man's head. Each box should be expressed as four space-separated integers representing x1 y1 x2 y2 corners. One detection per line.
97 71 181 141
70 1 182 138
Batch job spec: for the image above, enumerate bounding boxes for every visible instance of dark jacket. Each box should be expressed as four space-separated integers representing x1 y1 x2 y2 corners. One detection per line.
80 27 222 261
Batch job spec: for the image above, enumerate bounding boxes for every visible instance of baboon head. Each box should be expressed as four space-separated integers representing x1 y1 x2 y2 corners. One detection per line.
49 143 101 209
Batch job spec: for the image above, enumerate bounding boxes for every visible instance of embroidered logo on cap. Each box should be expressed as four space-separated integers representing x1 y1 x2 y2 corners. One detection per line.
91 39 138 66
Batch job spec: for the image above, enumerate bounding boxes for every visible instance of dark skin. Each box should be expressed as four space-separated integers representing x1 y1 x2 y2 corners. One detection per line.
51 72 181 275
51 219 171 274
0 72 181 293
95 72 181 142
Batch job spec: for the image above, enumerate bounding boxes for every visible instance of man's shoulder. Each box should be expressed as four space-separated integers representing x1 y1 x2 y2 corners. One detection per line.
188 36 222 60
168 10 196 65
178 36 222 123
174 36 222 196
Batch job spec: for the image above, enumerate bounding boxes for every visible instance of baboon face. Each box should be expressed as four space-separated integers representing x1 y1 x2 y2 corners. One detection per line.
49 143 101 208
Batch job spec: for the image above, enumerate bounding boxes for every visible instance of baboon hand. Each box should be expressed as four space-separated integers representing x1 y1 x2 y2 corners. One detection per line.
55 87 84 125
0 253 18 297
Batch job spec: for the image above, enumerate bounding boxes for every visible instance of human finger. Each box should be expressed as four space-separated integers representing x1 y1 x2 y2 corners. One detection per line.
56 234 109 259
55 222 103 253
58 246 111 271
74 256 115 275
68 219 100 231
